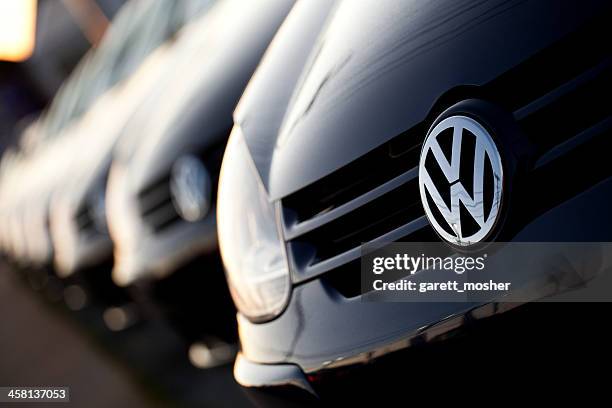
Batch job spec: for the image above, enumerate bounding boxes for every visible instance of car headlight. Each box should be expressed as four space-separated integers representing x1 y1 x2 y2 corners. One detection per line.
217 127 290 322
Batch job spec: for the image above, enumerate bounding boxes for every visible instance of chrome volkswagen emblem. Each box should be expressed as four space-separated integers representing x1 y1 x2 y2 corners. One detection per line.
170 155 211 222
419 115 503 246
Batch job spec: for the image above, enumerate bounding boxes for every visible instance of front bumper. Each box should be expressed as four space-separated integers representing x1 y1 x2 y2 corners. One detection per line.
112 216 217 286
235 174 612 392
50 196 112 278
236 301 605 401
234 301 514 400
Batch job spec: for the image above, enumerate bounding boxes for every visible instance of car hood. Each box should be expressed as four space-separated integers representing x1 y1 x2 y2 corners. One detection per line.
236 0 609 200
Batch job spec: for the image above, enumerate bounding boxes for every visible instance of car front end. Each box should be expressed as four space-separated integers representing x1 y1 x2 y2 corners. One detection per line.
217 0 612 401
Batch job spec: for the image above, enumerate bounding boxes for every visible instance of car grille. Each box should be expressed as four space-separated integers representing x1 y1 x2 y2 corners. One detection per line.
281 121 436 287
75 203 95 234
515 61 612 224
137 140 226 233
281 10 612 298
137 172 180 233
489 9 612 226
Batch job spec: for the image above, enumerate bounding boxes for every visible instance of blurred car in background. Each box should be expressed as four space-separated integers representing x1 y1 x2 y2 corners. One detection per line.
0 0 296 367
217 0 612 402
0 0 213 270
49 34 205 279
104 0 294 351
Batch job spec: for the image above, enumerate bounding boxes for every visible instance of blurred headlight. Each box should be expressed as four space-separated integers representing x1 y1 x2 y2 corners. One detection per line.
217 127 290 321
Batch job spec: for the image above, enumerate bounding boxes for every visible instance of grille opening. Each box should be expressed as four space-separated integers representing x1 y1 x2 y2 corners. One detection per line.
137 172 181 233
290 178 423 267
484 7 612 113
321 226 438 299
75 204 94 232
521 124 612 224
518 66 611 155
282 124 425 225
320 259 361 299
137 173 173 214
149 204 182 233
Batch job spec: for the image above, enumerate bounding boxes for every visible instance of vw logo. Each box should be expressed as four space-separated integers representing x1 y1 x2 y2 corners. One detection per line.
419 115 503 246
170 155 211 222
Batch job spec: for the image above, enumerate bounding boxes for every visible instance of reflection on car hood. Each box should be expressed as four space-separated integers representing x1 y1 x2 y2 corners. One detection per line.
236 0 608 200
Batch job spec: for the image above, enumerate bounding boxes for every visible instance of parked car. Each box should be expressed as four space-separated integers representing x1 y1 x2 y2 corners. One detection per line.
105 0 295 346
49 39 191 278
0 0 213 269
217 0 612 401
45 0 218 318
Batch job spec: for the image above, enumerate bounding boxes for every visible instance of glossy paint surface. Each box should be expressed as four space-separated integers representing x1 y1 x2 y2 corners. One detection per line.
237 0 608 200
238 177 612 372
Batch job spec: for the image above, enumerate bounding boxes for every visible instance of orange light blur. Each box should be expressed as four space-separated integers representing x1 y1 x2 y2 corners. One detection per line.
0 0 37 62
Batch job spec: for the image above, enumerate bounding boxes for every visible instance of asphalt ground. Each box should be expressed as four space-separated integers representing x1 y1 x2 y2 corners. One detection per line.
0 260 252 407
